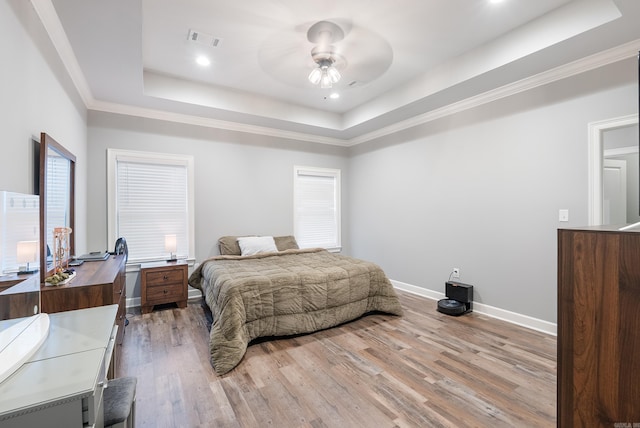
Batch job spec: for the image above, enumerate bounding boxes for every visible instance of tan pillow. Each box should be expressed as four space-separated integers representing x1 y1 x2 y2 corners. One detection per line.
274 235 299 251
218 236 244 255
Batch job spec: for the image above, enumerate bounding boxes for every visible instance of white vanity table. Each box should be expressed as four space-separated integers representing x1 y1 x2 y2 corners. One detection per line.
0 305 118 427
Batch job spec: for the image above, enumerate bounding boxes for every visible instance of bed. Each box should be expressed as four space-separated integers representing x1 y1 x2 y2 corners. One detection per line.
188 235 403 375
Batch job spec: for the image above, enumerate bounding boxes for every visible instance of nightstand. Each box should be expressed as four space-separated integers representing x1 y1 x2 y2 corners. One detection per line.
140 260 188 314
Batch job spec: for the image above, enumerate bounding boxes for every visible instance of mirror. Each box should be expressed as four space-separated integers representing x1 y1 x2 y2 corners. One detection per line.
39 133 75 282
0 191 40 320
588 114 639 225
603 125 640 225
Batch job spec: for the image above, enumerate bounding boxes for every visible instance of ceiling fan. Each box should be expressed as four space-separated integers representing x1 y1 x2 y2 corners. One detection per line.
257 18 393 91
306 21 345 88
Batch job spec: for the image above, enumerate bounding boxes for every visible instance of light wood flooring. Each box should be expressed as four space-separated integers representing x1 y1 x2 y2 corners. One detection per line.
117 291 556 427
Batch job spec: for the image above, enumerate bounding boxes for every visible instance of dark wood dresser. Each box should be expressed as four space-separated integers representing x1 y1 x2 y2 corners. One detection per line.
557 227 640 426
40 254 127 346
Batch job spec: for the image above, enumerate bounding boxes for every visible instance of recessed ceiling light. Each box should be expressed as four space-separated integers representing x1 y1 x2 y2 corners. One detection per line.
329 93 340 99
195 55 211 66
489 0 505 3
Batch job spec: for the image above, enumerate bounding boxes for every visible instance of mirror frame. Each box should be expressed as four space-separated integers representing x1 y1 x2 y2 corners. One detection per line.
39 133 76 282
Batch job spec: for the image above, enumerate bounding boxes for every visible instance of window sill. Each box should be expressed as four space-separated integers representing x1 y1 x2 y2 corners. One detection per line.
125 257 196 273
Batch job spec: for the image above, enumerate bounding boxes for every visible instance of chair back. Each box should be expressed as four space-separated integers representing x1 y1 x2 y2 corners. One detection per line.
114 237 128 262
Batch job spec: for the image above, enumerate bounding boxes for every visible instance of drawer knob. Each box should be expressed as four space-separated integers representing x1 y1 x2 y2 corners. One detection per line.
163 289 168 294
163 275 169 280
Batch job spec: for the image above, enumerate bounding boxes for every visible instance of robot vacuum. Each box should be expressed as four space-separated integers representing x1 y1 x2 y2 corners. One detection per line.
437 298 468 316
437 281 474 316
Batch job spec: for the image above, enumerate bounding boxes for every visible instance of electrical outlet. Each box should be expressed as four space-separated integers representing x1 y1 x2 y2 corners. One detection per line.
452 268 460 278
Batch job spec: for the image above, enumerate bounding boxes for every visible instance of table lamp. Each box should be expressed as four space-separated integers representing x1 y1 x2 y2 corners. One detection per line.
165 234 177 262
17 240 39 274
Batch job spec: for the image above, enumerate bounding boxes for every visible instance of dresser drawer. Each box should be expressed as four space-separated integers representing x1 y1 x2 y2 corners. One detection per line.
112 270 125 303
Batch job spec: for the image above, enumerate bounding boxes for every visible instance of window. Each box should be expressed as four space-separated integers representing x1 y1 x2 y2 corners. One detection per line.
108 149 194 263
293 166 341 250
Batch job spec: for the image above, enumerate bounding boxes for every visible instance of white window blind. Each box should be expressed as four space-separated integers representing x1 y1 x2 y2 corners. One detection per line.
108 150 195 263
293 166 341 250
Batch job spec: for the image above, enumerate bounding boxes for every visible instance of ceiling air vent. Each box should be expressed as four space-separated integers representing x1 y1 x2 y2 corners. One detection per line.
187 29 222 48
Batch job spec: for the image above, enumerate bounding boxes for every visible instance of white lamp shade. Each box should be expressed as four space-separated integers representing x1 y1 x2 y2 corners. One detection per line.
17 241 38 264
164 234 177 253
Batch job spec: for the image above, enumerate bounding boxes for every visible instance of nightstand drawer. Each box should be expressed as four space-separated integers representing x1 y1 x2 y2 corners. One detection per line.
146 282 185 302
144 269 184 285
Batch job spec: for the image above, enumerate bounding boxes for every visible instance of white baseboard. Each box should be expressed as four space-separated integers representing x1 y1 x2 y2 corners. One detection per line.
125 281 557 336
391 280 557 337
126 287 202 311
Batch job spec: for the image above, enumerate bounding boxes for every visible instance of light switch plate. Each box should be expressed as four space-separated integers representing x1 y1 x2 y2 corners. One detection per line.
559 209 569 222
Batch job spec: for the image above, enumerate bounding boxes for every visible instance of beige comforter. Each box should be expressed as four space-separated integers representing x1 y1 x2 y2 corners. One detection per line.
189 248 403 375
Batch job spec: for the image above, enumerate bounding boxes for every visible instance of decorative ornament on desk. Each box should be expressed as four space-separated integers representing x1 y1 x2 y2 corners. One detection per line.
53 227 72 271
44 227 75 286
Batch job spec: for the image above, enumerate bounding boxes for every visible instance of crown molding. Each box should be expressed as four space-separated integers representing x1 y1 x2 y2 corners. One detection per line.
31 0 95 107
89 100 351 147
89 39 640 147
347 39 640 146
32 0 639 147
88 38 640 147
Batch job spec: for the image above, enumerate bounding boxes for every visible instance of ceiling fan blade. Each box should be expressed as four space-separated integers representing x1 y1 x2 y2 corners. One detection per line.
257 19 393 88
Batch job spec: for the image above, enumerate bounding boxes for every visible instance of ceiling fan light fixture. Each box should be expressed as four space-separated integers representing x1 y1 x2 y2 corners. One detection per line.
307 24 345 89
308 67 323 85
309 57 341 88
326 66 340 83
320 70 333 88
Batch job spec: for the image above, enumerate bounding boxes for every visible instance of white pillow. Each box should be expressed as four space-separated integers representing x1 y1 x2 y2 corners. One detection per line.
237 236 278 256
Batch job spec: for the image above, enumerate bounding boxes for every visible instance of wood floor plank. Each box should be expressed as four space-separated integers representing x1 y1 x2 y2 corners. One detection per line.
279 364 347 427
118 290 556 427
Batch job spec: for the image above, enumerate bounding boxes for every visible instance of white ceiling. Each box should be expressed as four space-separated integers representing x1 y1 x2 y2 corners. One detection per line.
35 0 640 145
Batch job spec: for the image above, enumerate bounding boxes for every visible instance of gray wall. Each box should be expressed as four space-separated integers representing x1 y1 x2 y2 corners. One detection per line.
347 58 637 323
4 0 638 325
86 60 637 323
0 0 88 250
86 112 350 299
